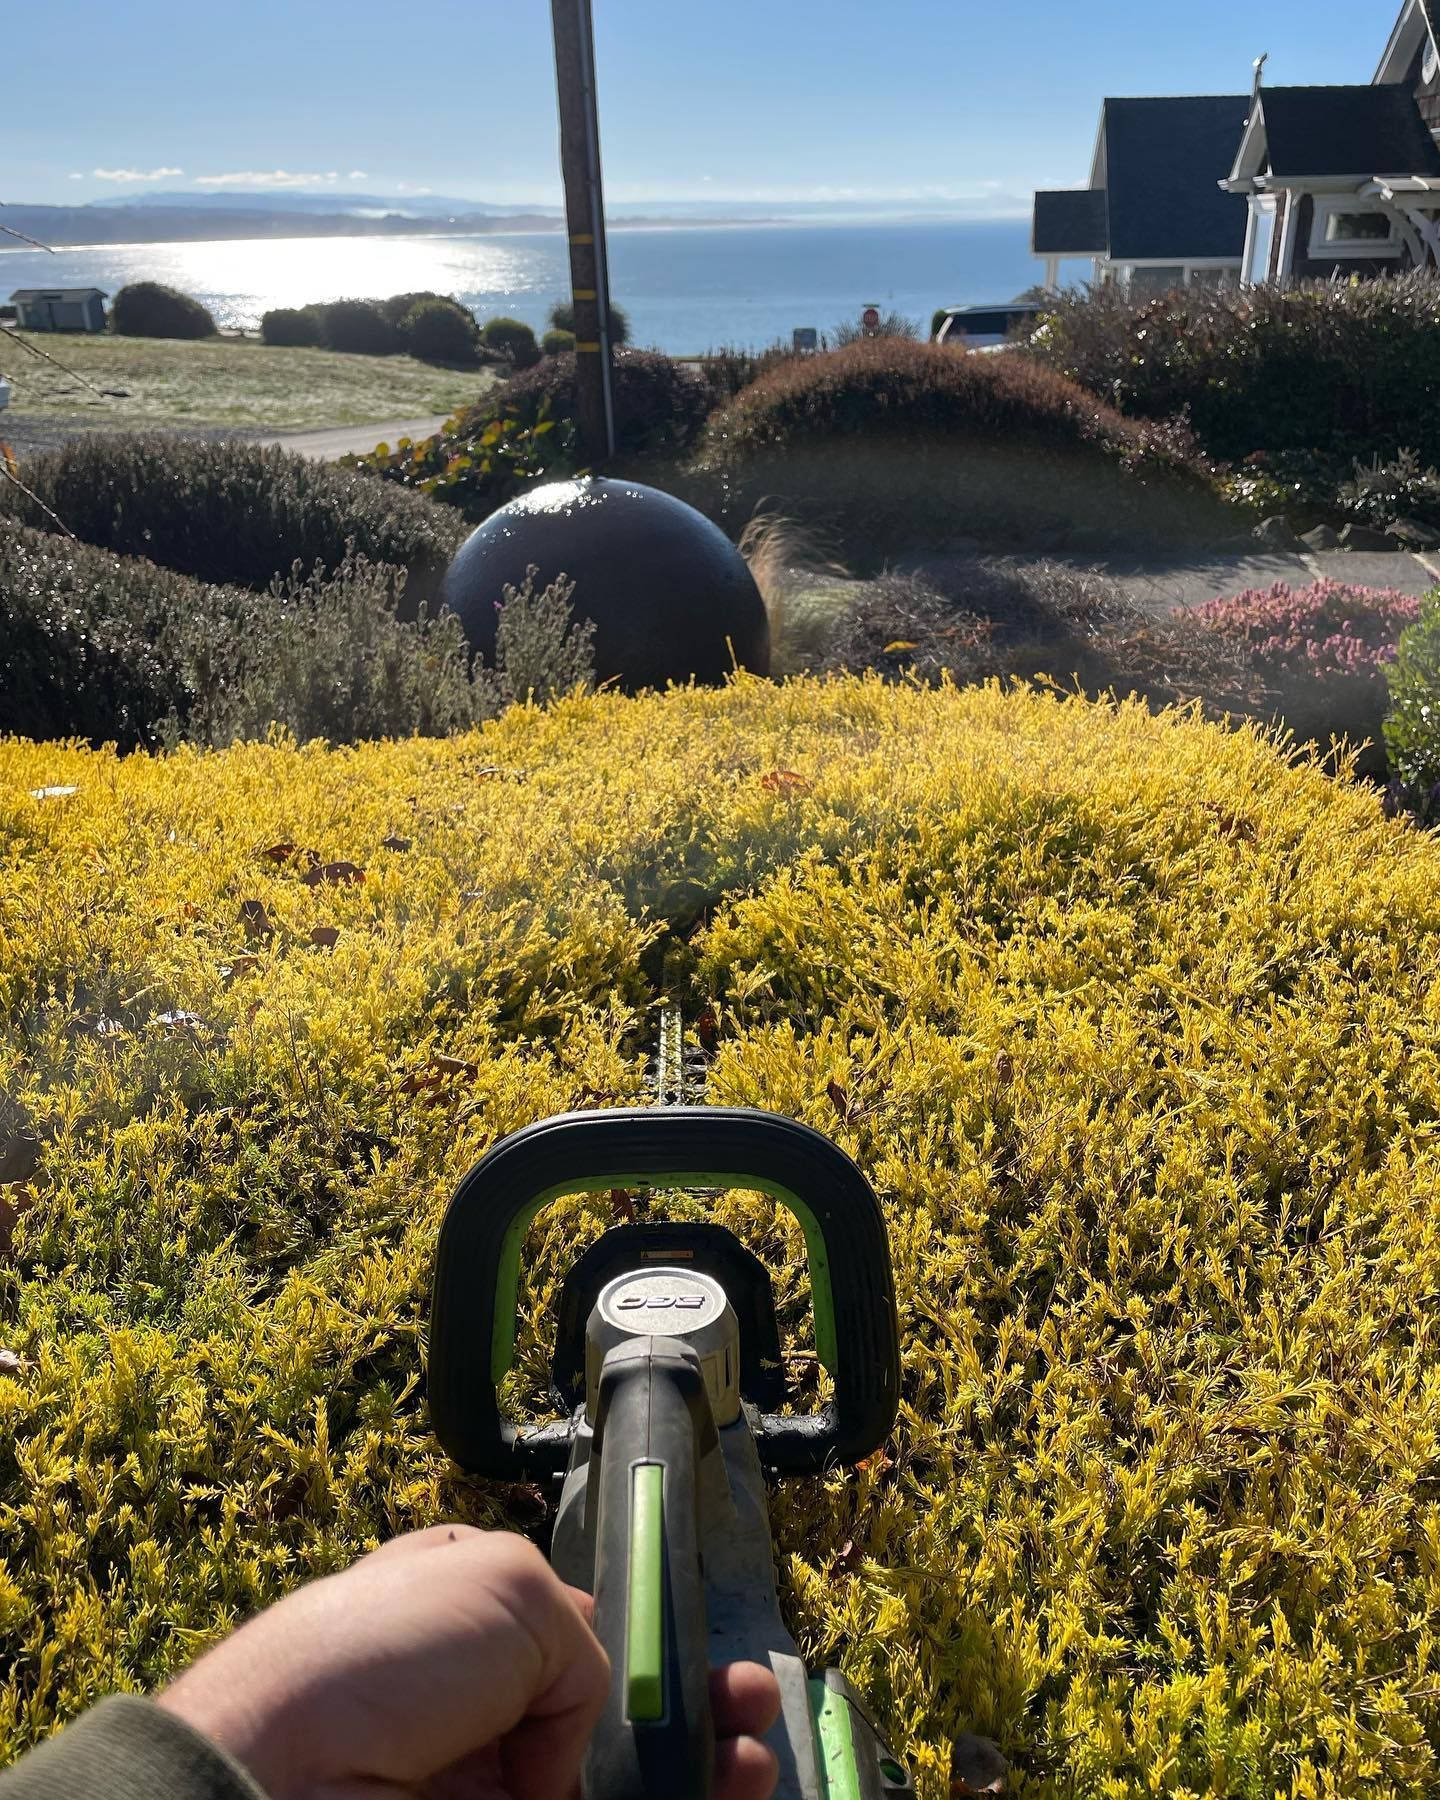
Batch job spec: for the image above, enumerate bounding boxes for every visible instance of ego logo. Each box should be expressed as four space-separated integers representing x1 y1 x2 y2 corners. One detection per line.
616 1294 706 1311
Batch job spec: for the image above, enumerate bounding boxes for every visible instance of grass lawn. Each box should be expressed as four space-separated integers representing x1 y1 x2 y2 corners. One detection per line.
0 332 496 432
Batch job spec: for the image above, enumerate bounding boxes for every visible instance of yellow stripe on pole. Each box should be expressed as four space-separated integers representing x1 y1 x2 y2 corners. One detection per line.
575 341 602 352
574 288 597 300
571 233 595 244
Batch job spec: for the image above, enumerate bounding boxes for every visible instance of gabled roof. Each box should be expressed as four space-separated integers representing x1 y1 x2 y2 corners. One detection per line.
1102 95 1251 260
1032 189 1108 256
9 287 107 302
1248 84 1440 178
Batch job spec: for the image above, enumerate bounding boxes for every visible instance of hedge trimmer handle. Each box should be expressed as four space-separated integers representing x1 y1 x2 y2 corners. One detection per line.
427 1106 901 1478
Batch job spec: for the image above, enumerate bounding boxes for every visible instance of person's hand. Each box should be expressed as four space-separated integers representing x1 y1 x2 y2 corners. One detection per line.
157 1524 781 1800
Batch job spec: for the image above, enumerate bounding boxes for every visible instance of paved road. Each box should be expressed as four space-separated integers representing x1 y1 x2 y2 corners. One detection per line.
908 547 1440 612
260 415 451 461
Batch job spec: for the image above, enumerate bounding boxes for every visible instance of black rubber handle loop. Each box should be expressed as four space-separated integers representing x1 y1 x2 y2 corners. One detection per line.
427 1106 901 1478
581 1337 715 1800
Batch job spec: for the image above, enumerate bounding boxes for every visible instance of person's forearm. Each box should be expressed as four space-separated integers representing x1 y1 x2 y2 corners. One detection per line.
0 1695 269 1800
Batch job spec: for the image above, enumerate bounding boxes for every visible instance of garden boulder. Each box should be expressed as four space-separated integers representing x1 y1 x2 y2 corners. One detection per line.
440 477 770 690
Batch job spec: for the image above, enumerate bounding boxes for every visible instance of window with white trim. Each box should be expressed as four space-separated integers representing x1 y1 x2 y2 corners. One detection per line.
1309 198 1401 257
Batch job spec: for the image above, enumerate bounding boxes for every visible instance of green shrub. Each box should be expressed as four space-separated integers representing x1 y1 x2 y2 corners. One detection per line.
549 298 630 346
696 343 801 408
1337 449 1440 533
0 434 466 604
0 522 254 747
260 306 323 348
1384 589 1440 817
542 327 576 356
314 298 400 356
377 291 450 328
1029 276 1440 465
109 282 216 340
0 525 591 747
349 404 576 519
476 348 710 457
480 316 540 368
206 555 483 744
400 298 480 366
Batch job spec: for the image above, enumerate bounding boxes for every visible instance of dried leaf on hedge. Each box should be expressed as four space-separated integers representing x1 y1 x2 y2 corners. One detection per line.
760 770 812 793
397 1055 476 1096
308 926 340 950
302 861 365 888
950 1733 1007 1795
0 1136 41 1186
239 898 276 939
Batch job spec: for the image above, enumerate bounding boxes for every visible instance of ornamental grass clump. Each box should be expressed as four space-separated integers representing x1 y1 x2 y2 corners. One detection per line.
5 679 1440 1793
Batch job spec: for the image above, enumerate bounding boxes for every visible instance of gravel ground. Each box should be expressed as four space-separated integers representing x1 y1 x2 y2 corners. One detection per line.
0 414 263 460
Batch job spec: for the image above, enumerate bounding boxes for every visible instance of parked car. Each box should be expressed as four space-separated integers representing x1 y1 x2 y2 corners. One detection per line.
0 375 11 413
933 301 1045 349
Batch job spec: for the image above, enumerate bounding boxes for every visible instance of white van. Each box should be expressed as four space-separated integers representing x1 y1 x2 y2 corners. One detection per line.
933 302 1044 350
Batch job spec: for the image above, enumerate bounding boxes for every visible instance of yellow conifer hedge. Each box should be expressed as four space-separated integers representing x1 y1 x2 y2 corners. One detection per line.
4 678 1440 1795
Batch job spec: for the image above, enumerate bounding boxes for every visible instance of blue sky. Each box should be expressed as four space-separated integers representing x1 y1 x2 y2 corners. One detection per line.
8 0 1389 211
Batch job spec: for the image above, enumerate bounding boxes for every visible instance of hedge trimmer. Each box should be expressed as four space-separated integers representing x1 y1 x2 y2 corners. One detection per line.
428 1001 914 1800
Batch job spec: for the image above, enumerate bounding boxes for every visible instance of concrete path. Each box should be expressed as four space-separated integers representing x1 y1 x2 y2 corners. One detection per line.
907 546 1440 614
1054 547 1440 614
260 415 450 462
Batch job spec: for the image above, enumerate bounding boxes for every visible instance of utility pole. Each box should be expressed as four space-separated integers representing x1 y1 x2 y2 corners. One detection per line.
551 0 616 462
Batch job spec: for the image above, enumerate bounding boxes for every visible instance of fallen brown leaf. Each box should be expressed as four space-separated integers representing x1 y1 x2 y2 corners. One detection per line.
398 1055 476 1096
309 926 340 950
262 842 297 864
0 1135 41 1186
828 1538 864 1575
609 1188 638 1223
240 899 275 940
760 770 812 793
0 1186 29 1260
950 1732 1007 1795
381 834 412 853
303 861 366 888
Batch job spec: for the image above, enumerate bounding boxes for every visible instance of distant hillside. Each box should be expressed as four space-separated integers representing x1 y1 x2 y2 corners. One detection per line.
122 190 563 220
0 202 562 248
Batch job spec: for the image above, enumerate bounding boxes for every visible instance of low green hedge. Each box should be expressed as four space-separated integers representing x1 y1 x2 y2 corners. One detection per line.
0 434 466 605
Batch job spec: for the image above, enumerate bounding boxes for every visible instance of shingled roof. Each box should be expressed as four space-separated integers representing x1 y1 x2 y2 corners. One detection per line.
1102 95 1251 261
1255 84 1440 178
1032 189 1108 256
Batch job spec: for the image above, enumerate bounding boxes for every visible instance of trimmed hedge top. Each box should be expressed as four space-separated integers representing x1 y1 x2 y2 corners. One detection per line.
702 336 1180 468
3 679 1440 1792
0 433 467 603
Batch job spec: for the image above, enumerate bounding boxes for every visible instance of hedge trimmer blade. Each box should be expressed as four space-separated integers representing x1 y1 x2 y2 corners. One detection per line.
645 1001 708 1106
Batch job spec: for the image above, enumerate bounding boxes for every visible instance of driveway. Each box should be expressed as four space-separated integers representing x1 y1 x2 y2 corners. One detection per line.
260 416 450 462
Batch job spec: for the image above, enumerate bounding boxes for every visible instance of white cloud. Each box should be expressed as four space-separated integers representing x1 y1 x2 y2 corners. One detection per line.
68 172 84 180
194 169 341 189
91 166 184 182
347 170 368 181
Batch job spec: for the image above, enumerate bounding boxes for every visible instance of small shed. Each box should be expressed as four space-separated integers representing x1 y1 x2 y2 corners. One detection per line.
9 288 108 332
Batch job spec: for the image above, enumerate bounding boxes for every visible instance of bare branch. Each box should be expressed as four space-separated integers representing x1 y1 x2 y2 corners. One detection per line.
0 220 54 253
0 450 76 538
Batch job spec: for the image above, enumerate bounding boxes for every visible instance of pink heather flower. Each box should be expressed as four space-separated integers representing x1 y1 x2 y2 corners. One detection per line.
1181 581 1419 681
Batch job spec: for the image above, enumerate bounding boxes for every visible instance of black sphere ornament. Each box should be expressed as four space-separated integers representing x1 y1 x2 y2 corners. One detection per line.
440 477 770 690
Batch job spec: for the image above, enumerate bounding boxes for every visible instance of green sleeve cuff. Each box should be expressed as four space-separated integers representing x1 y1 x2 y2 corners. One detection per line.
0 1694 272 1800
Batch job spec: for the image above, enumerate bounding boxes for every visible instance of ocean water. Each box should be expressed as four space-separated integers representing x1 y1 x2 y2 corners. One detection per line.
0 219 1047 353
